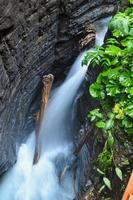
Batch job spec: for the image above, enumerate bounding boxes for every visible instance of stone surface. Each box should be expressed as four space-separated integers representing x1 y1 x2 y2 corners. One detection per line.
0 0 117 174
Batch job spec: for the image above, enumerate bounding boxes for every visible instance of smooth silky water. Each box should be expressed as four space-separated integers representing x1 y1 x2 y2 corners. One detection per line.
0 17 111 200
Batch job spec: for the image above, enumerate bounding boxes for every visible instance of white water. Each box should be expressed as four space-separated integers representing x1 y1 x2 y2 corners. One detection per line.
0 17 111 200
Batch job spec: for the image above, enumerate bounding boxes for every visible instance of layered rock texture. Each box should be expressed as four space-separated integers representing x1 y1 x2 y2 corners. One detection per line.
0 0 117 174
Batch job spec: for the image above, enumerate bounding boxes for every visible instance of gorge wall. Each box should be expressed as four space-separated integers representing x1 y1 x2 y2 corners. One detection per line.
0 0 117 175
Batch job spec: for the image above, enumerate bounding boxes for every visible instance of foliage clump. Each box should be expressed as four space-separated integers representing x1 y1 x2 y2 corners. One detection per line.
83 1 133 198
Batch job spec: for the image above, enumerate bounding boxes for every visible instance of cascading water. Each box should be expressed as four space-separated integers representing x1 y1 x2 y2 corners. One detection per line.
0 17 111 200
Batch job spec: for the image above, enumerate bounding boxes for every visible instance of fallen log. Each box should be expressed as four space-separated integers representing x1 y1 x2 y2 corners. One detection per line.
33 74 54 165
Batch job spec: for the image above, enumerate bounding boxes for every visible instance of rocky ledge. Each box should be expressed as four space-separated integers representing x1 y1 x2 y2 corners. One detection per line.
0 0 117 175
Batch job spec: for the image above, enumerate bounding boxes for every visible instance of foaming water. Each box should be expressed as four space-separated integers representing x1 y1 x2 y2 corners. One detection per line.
0 17 111 200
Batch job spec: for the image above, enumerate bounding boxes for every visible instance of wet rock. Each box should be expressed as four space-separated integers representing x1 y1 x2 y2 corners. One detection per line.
0 0 117 174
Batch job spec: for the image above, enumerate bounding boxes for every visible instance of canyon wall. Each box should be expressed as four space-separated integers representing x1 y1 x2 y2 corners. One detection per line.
0 0 117 174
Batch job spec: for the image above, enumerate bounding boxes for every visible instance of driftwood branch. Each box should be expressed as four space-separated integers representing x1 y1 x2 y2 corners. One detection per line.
33 74 54 165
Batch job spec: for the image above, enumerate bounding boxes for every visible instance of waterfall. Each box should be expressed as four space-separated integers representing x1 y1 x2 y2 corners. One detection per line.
0 17 111 200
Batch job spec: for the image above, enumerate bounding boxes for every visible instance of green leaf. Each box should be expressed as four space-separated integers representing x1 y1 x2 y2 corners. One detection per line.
129 0 133 4
98 185 106 194
97 149 113 171
88 109 103 121
82 47 104 67
107 132 114 148
106 38 119 45
121 159 129 166
106 82 120 96
89 83 99 98
115 167 123 181
96 121 106 128
124 105 133 118
109 13 130 37
128 87 133 96
121 36 133 50
111 57 119 65
101 67 120 79
89 83 105 99
126 128 133 134
105 45 121 56
103 177 112 190
119 72 132 87
112 30 122 37
122 117 133 128
105 119 114 130
97 168 105 175
107 112 115 119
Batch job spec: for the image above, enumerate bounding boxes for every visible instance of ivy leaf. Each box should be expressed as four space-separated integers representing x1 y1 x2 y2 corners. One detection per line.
103 177 112 190
115 167 123 181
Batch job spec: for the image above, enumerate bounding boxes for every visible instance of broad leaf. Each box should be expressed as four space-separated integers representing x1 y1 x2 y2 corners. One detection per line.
109 13 129 36
105 45 121 56
106 82 120 96
124 105 133 118
107 132 114 148
98 185 106 193
129 0 133 4
89 83 105 99
115 167 123 181
96 121 106 128
88 109 103 121
105 119 114 130
103 177 112 190
119 72 132 87
97 168 105 175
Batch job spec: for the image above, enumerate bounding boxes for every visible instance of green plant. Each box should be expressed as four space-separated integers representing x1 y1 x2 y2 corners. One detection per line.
83 1 133 198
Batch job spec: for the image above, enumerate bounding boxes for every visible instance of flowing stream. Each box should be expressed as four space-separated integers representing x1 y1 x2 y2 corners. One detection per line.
0 17 111 200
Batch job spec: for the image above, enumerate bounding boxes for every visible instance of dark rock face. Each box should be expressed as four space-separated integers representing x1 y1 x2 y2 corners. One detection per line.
0 0 117 174
74 66 104 198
